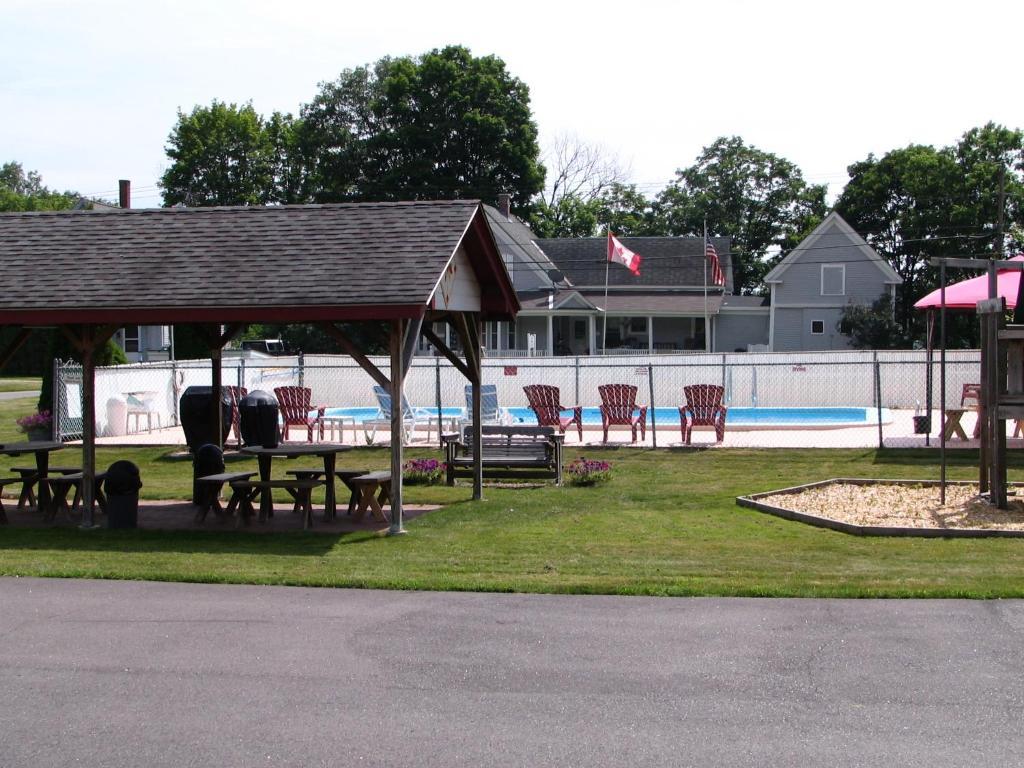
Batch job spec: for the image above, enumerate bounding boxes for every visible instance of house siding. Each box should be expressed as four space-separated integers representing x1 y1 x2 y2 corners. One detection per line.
773 220 893 307
716 313 769 352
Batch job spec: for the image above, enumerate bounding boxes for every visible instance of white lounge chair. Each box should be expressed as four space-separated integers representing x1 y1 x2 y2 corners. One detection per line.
463 384 509 426
365 385 432 445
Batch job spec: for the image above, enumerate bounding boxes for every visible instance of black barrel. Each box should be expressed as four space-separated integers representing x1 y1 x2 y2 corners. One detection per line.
104 460 142 529
238 390 280 448
179 386 233 452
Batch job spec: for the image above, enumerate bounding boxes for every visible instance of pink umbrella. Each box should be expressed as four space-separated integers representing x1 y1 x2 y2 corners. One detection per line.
914 255 1024 310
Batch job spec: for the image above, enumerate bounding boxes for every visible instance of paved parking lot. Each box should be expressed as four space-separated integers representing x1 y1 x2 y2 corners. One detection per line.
1 578 1022 767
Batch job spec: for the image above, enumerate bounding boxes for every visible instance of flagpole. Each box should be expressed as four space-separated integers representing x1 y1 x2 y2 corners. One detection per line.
603 227 611 355
703 218 709 352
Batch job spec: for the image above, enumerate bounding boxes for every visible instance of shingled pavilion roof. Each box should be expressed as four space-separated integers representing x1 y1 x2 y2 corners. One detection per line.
0 200 517 325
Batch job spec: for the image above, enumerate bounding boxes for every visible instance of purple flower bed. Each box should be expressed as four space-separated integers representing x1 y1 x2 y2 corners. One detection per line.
403 458 445 485
16 410 52 434
567 457 612 487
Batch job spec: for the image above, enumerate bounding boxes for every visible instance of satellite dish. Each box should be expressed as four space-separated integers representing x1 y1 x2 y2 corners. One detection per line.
547 269 565 284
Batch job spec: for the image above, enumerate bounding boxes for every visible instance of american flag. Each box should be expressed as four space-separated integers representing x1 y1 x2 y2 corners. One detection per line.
705 233 725 287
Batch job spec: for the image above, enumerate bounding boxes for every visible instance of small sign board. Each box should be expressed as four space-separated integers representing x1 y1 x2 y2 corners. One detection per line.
792 365 807 372
635 366 649 376
504 366 518 376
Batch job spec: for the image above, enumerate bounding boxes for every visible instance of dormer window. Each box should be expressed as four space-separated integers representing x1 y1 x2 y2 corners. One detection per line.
821 264 845 296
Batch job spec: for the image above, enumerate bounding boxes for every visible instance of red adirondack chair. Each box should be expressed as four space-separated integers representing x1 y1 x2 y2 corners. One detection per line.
679 384 728 444
523 384 583 441
274 386 326 442
224 385 248 445
597 384 647 443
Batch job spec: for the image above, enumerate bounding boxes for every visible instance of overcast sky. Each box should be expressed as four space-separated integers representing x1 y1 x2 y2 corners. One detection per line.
3 0 1021 207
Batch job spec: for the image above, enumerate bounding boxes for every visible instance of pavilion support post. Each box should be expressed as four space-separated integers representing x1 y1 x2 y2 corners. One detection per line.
452 312 483 501
81 333 98 528
211 346 223 450
60 324 116 528
388 319 406 535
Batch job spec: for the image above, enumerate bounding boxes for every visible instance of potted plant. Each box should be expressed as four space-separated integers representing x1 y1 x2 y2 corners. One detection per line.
566 457 612 487
403 458 444 485
16 410 52 442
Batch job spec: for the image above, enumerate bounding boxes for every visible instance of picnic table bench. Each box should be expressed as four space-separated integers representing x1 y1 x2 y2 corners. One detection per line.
194 471 257 524
349 471 392 523
229 477 326 529
443 425 564 486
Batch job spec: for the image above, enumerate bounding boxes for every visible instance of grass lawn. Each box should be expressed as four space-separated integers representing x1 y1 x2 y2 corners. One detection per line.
0 377 41 393
1 395 1023 598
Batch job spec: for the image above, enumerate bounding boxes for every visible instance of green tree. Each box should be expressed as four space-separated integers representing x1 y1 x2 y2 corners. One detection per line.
301 46 544 211
835 124 1024 341
160 101 277 206
0 161 78 212
839 294 908 349
654 136 827 294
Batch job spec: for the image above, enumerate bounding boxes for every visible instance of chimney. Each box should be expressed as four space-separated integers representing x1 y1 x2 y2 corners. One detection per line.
497 192 511 219
118 179 131 209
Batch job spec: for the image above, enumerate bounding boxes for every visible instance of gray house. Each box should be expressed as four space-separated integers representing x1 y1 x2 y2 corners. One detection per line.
763 212 902 352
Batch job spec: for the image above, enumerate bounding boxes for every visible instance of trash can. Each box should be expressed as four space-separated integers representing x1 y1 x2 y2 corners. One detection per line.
239 390 280 448
104 460 142 529
105 398 128 437
192 443 225 505
179 386 233 452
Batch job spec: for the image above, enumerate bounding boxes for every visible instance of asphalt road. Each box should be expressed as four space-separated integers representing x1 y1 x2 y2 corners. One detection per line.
0 390 39 401
1 578 1022 767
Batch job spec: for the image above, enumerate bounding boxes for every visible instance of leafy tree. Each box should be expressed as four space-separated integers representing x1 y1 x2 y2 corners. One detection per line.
0 161 78 212
836 124 1024 340
531 183 657 239
654 137 827 294
160 101 278 206
300 46 544 211
839 294 908 349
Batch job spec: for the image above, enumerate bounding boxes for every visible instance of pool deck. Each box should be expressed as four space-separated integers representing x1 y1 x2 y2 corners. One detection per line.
81 409 1014 450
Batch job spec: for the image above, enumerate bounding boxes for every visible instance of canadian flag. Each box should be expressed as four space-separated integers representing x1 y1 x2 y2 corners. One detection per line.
607 231 641 276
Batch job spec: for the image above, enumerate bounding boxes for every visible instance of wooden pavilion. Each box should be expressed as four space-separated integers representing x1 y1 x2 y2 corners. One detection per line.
0 200 519 531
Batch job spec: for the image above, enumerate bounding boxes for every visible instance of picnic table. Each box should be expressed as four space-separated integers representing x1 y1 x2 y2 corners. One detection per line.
0 441 66 517
240 443 351 521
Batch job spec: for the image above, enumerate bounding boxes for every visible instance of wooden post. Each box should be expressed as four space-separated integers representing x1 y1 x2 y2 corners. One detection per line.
389 319 405 535
472 316 483 501
211 345 223 450
80 328 97 528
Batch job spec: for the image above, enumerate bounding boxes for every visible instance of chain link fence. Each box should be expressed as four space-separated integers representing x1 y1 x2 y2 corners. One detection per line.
54 350 983 448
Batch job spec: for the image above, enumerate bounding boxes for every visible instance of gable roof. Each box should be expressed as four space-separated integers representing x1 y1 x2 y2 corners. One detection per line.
536 236 732 292
0 200 518 325
483 204 564 285
763 211 902 284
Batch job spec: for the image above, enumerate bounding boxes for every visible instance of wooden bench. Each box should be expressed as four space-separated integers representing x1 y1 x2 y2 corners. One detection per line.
443 425 564 486
284 468 368 517
229 478 326 529
46 472 109 522
195 471 257 524
11 466 82 511
349 471 392 523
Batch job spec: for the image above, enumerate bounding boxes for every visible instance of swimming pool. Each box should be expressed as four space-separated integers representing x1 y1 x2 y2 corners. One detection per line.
323 406 892 429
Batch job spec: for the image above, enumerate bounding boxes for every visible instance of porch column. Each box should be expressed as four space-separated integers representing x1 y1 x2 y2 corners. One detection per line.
648 316 654 352
546 315 554 357
704 314 711 351
588 316 596 356
389 319 406 534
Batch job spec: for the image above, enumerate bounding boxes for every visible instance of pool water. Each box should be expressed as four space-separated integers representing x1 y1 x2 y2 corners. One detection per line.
323 406 891 427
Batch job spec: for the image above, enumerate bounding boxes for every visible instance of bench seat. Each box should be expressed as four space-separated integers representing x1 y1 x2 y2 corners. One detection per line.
444 425 563 486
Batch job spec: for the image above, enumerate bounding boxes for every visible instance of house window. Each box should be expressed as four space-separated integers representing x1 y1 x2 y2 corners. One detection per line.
629 317 647 334
821 265 845 296
484 322 500 351
123 326 140 353
810 320 825 335
506 320 517 350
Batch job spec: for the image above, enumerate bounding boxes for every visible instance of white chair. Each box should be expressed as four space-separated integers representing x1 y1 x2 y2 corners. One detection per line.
463 384 509 426
365 386 431 445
